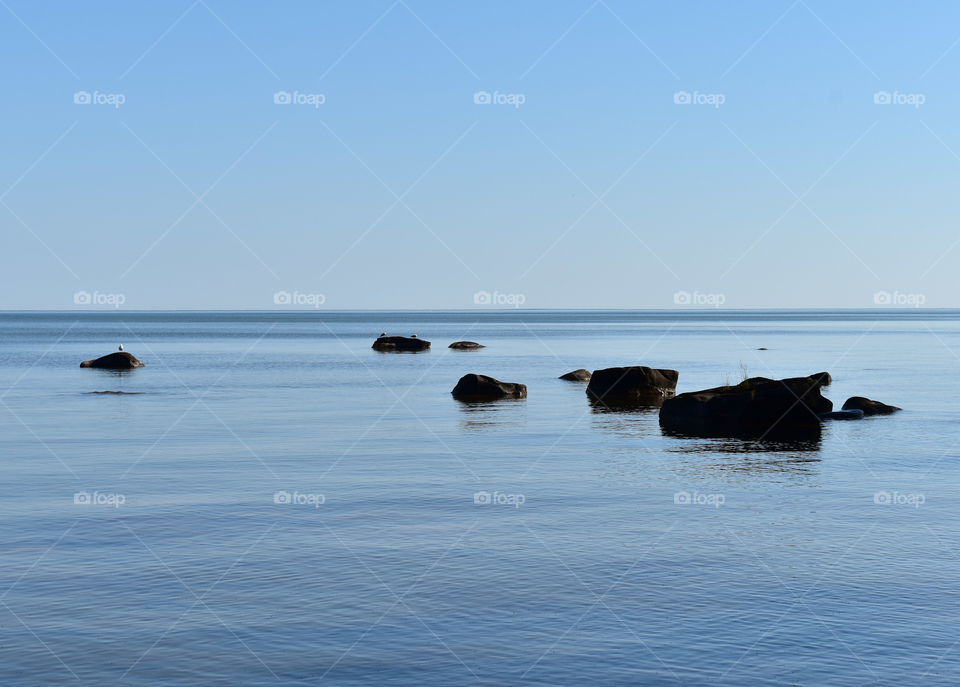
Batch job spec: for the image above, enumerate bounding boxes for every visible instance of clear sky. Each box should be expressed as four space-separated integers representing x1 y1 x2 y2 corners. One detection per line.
1 1 959 310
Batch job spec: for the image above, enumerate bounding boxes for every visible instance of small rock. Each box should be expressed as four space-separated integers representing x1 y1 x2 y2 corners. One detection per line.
372 335 430 352
451 374 526 401
449 341 485 350
80 352 144 370
841 396 901 416
559 369 592 382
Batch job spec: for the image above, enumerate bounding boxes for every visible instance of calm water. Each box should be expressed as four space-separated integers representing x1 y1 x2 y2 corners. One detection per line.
0 310 957 686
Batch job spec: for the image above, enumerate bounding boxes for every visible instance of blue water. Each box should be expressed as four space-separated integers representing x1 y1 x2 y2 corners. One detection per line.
0 310 957 685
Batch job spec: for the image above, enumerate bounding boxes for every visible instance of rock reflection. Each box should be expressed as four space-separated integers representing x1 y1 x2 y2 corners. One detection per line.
456 397 527 431
669 449 822 482
588 397 665 414
660 423 822 451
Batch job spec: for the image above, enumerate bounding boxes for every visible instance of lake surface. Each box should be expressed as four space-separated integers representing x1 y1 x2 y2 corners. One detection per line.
0 310 957 685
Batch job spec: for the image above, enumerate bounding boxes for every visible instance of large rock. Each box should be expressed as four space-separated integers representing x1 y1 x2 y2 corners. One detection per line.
586 366 678 405
80 352 144 370
372 335 430 352
451 374 526 401
842 396 900 416
559 369 592 382
659 372 832 439
449 341 485 350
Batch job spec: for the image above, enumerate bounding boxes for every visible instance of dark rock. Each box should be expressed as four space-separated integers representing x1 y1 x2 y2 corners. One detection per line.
757 347 768 351
841 396 901 416
819 409 865 421
451 374 526 401
659 372 832 439
80 352 144 370
586 366 678 405
372 335 430 352
809 371 832 386
449 341 485 350
560 369 592 382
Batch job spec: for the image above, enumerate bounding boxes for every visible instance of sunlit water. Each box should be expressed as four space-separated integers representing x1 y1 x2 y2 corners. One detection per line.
0 310 957 686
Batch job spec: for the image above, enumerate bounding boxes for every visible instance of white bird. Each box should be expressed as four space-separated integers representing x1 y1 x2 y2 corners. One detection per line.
118 344 124 351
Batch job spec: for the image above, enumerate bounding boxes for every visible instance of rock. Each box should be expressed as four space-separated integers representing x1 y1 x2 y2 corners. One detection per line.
757 347 768 351
809 371 832 386
80 352 144 370
819 409 865 421
449 341 485 350
451 374 526 401
372 335 430 352
659 372 832 439
559 369 592 382
586 366 678 405
841 396 901 416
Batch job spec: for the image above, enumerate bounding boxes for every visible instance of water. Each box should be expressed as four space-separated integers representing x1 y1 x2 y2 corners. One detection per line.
0 310 957 686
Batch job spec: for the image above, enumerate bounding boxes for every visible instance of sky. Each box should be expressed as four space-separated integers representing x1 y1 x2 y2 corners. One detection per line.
1 0 959 310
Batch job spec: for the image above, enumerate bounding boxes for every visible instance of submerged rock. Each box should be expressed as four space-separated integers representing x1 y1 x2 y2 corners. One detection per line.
586 366 678 405
372 335 430 352
819 409 865 421
659 372 832 439
449 341 485 350
80 352 144 370
559 369 592 382
451 374 526 401
841 396 901 416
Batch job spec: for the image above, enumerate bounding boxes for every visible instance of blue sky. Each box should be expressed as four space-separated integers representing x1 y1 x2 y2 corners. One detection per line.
2 0 959 309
